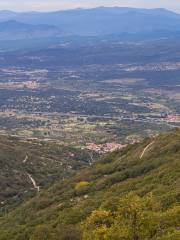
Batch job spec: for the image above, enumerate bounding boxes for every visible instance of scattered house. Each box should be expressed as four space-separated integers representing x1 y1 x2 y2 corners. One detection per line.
85 142 127 153
166 114 180 123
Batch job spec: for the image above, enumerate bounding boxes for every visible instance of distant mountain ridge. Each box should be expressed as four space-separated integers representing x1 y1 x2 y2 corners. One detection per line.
0 7 180 37
0 20 63 40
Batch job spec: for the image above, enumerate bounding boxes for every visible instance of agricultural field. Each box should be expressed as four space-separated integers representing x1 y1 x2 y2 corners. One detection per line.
0 14 179 148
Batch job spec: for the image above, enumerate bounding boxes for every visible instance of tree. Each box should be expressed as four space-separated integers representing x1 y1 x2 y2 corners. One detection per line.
82 210 113 240
82 193 163 240
30 225 56 240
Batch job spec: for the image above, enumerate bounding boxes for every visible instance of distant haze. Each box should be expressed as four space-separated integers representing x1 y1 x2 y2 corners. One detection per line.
1 7 180 41
1 0 180 13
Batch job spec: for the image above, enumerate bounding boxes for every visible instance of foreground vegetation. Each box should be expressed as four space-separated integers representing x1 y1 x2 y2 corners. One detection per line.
0 135 91 208
0 129 180 239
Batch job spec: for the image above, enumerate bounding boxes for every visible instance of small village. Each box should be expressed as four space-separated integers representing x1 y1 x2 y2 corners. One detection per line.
84 142 127 153
166 114 180 123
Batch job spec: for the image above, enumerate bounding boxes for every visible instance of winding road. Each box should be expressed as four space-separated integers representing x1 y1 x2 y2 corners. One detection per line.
27 173 40 192
23 155 28 163
140 141 155 159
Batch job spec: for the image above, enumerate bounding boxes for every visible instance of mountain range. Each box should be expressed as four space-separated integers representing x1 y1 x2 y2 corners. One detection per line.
0 20 63 40
1 7 180 40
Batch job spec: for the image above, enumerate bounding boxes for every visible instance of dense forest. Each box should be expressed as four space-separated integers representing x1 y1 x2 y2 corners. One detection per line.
0 129 179 239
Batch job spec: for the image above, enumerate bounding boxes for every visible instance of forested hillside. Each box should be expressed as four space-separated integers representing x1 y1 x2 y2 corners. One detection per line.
0 135 91 208
0 129 179 239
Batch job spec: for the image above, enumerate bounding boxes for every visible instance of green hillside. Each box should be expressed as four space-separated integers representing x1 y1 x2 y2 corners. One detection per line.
0 129 180 239
0 135 91 208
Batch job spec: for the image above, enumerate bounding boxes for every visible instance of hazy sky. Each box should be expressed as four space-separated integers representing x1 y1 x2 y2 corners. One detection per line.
1 0 180 13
